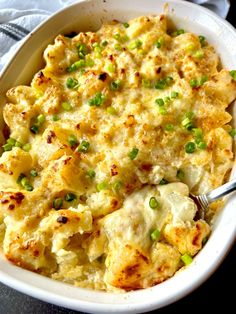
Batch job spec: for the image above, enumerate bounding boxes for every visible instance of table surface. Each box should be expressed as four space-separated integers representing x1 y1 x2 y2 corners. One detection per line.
1 3 236 314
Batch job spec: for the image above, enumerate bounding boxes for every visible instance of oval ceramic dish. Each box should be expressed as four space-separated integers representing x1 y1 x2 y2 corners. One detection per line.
0 0 235 313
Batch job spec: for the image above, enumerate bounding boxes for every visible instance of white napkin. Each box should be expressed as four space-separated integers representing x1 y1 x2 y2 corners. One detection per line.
0 0 231 71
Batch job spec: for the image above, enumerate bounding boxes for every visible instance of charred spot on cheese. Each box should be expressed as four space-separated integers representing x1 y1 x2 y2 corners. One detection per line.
57 216 68 224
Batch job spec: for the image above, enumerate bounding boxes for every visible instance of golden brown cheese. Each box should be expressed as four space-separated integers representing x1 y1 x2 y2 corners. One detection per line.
0 14 235 292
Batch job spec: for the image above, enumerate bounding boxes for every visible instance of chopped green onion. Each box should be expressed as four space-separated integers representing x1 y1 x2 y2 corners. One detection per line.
150 229 161 241
172 29 185 37
68 134 78 147
88 92 106 106
30 169 38 177
123 22 129 28
155 98 164 106
128 39 142 50
77 43 88 58
77 140 90 153
229 128 236 138
64 193 77 202
164 96 171 103
17 173 25 184
193 50 204 59
185 142 196 154
2 143 13 151
15 141 22 148
199 75 208 85
53 197 63 210
202 237 208 245
62 102 72 111
171 91 179 99
67 60 85 72
110 79 122 91
113 33 121 41
106 106 117 115
141 79 151 88
52 114 60 121
149 197 160 209
181 253 193 265
155 37 164 48
198 35 206 47
128 148 139 160
101 40 108 47
155 76 173 89
192 128 202 139
66 77 78 89
177 169 185 181
22 143 31 152
197 141 207 149
37 114 46 125
20 176 33 191
113 180 123 191
165 124 174 131
87 169 96 179
185 43 195 53
190 78 198 88
97 181 108 191
229 70 236 81
114 43 122 51
86 58 95 67
159 107 167 115
159 178 168 185
107 63 116 73
7 138 16 146
30 125 39 134
181 117 194 130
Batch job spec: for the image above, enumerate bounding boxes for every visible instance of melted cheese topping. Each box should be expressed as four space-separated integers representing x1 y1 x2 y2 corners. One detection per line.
0 15 235 292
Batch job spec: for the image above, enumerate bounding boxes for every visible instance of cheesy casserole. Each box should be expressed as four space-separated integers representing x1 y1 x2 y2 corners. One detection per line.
0 15 236 292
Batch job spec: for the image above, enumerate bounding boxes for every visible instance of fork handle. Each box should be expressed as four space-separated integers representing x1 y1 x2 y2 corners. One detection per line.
205 178 236 203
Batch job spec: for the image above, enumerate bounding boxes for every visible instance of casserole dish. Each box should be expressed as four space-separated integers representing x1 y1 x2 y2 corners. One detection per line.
0 0 235 313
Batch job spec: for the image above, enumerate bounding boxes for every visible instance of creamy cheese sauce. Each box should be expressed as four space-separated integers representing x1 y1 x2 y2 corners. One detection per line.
0 14 235 292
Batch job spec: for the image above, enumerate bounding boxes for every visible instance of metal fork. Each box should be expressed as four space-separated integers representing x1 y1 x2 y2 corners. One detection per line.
190 178 236 219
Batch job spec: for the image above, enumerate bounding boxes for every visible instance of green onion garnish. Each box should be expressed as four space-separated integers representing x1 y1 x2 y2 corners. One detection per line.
88 92 106 106
181 117 194 130
165 124 174 131
2 143 13 151
150 229 161 241
112 180 123 191
181 253 193 265
62 102 72 111
155 37 164 48
190 78 198 88
30 125 39 134
97 181 108 191
159 178 168 185
87 169 96 179
171 91 179 99
141 79 151 88
229 128 236 137
159 107 167 115
77 140 90 153
66 77 78 89
67 59 85 72
77 43 88 58
68 134 78 147
64 193 77 202
22 143 31 152
37 114 45 125
30 169 38 177
198 35 206 47
128 39 142 50
53 197 63 210
155 98 165 106
110 79 122 91
185 142 196 154
106 106 117 115
149 197 160 209
123 22 129 28
230 70 236 81
177 169 185 181
52 114 60 121
172 29 185 37
155 76 173 89
128 147 139 160
197 141 207 149
193 50 204 59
